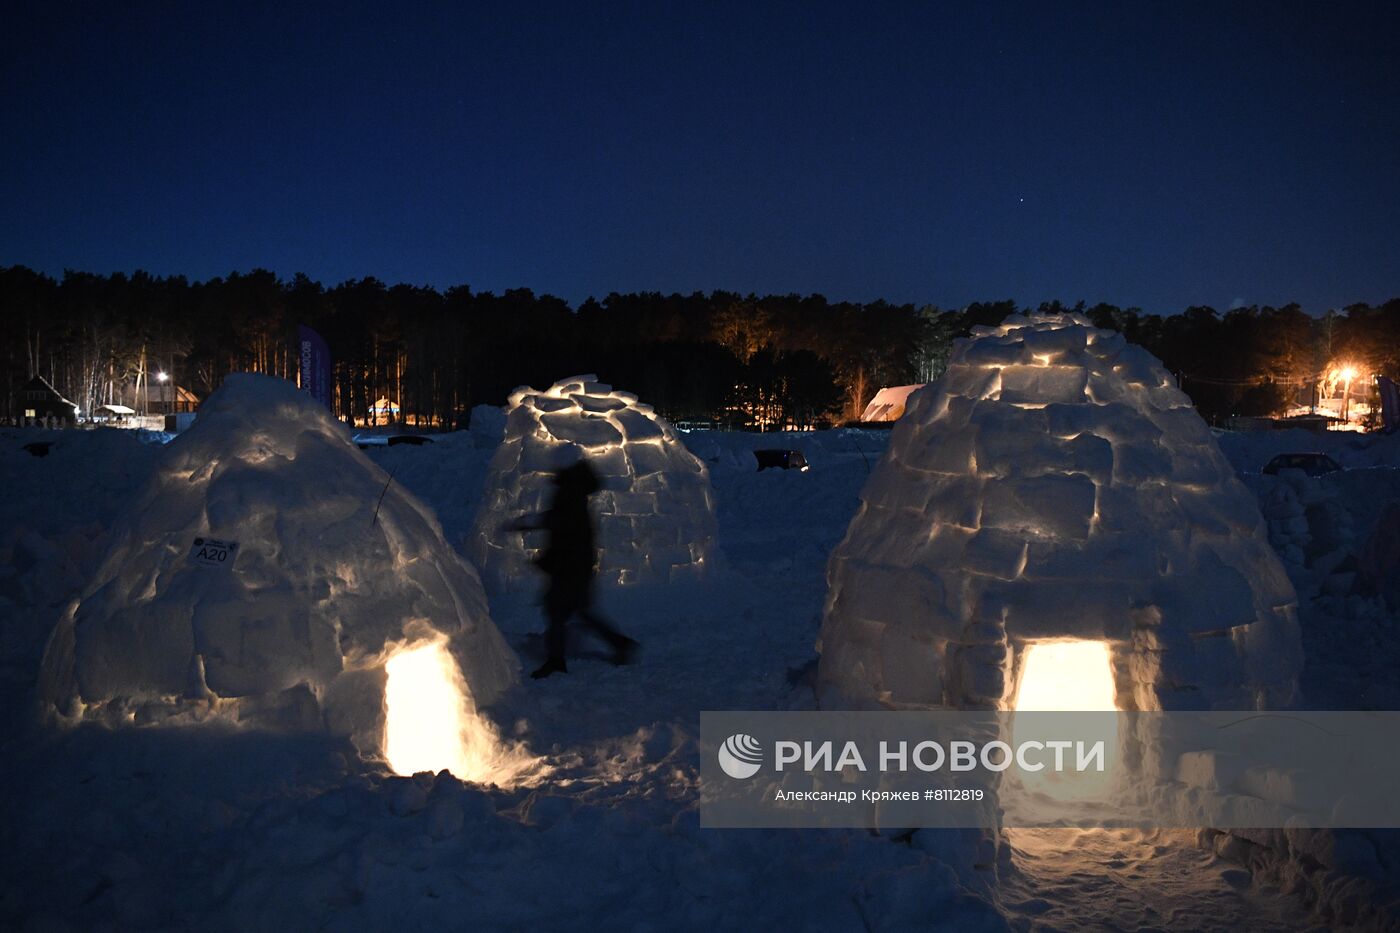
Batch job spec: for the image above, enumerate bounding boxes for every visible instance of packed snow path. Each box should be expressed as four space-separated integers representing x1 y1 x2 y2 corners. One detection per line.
1000 829 1318 932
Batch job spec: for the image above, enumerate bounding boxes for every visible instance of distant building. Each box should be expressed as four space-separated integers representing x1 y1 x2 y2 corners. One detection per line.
1227 413 1337 434
14 376 79 427
859 384 925 423
164 412 197 433
369 397 401 425
93 404 137 424
119 382 199 414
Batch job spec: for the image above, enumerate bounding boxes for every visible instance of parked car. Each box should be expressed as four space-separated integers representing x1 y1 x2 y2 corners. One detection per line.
354 433 436 449
753 449 810 472
1261 452 1342 477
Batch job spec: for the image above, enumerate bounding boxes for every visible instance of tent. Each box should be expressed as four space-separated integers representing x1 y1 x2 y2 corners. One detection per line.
93 404 136 423
368 397 401 425
859 384 924 422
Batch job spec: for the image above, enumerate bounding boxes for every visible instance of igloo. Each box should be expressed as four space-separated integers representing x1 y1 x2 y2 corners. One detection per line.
817 313 1302 716
467 375 717 589
40 374 526 783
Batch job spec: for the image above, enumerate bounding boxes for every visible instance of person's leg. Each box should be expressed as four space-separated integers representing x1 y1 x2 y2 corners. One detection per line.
577 581 638 664
532 589 571 679
578 608 623 643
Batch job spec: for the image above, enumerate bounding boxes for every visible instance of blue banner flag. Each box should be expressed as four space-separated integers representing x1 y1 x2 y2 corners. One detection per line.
297 325 332 410
1378 375 1398 434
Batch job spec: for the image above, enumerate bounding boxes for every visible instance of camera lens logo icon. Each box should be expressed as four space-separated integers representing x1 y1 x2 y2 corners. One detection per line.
718 733 763 779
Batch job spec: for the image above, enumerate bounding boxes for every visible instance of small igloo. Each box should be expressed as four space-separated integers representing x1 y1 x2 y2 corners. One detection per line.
817 313 1302 715
40 374 524 783
467 375 717 589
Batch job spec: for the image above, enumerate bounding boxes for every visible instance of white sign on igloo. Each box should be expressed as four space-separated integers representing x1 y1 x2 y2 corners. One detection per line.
40 374 526 783
467 375 717 589
817 314 1302 714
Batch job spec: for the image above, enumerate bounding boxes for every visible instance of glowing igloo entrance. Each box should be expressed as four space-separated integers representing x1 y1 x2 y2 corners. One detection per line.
817 313 1303 720
1013 641 1115 713
381 638 522 781
385 642 471 776
1009 640 1119 803
39 374 531 785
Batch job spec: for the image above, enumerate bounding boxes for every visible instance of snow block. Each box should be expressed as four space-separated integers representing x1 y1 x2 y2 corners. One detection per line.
981 474 1096 541
539 412 623 448
998 364 1088 405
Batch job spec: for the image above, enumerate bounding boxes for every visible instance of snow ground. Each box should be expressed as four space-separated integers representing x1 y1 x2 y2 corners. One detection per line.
1 423 1397 930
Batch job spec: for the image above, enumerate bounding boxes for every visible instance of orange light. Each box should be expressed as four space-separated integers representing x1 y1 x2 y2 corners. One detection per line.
383 639 544 786
384 641 475 777
1011 640 1119 804
1015 641 1117 711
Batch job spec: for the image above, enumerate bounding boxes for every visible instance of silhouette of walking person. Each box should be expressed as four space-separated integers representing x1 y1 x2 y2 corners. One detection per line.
507 456 638 679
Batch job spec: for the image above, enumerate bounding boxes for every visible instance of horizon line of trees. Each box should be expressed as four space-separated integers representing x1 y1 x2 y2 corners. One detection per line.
3 265 1397 430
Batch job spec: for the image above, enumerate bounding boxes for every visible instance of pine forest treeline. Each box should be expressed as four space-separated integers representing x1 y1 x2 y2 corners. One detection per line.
2 266 1397 429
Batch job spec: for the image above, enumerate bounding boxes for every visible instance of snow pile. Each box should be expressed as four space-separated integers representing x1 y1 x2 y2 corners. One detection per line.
0 428 160 543
1255 470 1365 601
1256 476 1314 570
0 429 162 706
467 402 507 442
818 313 1302 713
467 375 717 588
361 432 497 549
39 374 522 780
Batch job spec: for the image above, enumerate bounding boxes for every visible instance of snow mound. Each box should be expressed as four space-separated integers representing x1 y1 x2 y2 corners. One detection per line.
467 375 718 588
39 374 520 777
817 313 1302 712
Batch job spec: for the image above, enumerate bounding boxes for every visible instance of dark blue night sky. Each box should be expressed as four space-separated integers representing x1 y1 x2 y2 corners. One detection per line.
3 1 1397 313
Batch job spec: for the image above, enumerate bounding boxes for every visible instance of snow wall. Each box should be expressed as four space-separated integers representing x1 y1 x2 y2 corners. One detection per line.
40 374 519 762
466 375 718 590
817 313 1302 715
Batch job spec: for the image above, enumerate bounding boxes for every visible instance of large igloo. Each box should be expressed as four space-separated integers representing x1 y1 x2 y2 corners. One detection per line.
817 313 1302 714
40 374 524 782
467 375 717 589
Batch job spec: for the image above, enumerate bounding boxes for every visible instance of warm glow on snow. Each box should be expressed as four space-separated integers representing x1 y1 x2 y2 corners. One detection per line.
385 641 476 778
1015 641 1117 711
383 639 544 786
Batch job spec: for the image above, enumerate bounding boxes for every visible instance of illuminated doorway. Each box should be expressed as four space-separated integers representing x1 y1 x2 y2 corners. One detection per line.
384 641 476 778
1010 640 1119 806
1014 641 1116 712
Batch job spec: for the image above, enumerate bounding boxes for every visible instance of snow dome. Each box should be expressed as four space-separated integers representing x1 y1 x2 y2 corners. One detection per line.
817 313 1302 715
40 374 526 783
467 375 717 589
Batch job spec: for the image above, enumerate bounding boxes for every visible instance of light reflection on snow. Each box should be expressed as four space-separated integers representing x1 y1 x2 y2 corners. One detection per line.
384 638 542 786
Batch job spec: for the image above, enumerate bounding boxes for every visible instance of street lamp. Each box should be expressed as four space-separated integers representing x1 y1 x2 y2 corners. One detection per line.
1340 366 1357 423
156 371 169 383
